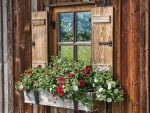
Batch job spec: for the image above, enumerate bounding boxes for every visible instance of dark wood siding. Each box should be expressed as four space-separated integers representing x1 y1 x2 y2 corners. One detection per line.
0 0 4 113
13 0 32 113
0 0 149 113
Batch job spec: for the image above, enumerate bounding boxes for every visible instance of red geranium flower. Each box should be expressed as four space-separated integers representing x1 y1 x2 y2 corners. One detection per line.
25 69 32 76
82 65 92 76
57 85 64 96
78 79 85 87
67 72 73 79
59 76 65 85
37 64 42 68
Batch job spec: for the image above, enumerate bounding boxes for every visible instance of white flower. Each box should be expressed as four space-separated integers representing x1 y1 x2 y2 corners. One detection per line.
107 98 112 102
92 83 95 87
99 87 103 92
73 85 78 91
49 88 52 92
114 88 119 94
94 78 98 83
57 59 61 63
107 81 116 89
96 94 101 98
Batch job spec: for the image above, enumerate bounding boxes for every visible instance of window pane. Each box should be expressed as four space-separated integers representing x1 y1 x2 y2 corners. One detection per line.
78 46 91 63
59 13 73 42
76 12 91 42
58 46 73 60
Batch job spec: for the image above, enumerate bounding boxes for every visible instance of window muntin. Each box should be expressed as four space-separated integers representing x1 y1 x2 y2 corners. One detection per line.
58 11 91 63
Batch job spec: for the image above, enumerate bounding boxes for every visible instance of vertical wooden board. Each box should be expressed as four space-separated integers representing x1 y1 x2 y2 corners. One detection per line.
38 105 45 113
91 7 113 68
0 1 4 112
112 0 122 113
37 0 44 11
121 1 138 113
13 0 32 113
91 7 113 113
139 0 149 113
32 11 48 66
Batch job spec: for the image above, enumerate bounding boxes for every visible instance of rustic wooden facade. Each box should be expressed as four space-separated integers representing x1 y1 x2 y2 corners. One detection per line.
0 0 149 113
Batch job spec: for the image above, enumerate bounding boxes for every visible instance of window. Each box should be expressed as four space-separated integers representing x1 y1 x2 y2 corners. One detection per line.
58 11 91 63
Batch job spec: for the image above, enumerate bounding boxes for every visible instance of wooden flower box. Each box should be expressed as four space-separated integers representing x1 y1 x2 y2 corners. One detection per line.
24 90 93 111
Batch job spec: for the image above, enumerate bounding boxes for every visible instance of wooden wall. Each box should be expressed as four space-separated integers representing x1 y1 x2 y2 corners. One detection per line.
0 0 149 113
13 0 32 113
0 0 4 113
113 1 150 113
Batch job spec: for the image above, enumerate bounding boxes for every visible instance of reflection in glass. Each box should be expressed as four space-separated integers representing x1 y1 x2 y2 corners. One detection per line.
76 12 91 42
59 13 73 42
58 46 73 60
78 46 91 63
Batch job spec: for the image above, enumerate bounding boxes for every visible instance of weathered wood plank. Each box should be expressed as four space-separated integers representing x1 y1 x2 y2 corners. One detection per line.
0 1 4 113
32 0 37 11
131 1 141 113
140 0 150 113
37 0 44 11
32 11 48 67
13 0 32 113
1 0 14 113
112 0 122 113
91 7 113 68
121 1 147 113
7 0 14 113
121 1 134 113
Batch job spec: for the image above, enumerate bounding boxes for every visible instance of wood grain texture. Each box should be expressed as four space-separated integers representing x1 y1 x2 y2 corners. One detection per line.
91 7 113 113
7 0 14 113
91 7 113 68
121 1 134 113
121 0 150 113
32 11 48 67
37 0 44 11
0 0 4 112
13 0 32 113
112 1 122 113
140 0 150 113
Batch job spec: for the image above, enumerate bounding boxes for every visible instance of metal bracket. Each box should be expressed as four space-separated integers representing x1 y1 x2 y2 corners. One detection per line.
32 40 35 46
34 90 39 104
49 20 55 29
99 40 112 47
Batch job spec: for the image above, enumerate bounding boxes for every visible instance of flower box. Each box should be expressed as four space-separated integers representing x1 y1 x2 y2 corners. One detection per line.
16 56 124 112
24 89 93 111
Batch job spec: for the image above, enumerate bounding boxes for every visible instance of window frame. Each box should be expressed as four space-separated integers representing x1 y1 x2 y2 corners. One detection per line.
50 4 95 58
57 11 91 61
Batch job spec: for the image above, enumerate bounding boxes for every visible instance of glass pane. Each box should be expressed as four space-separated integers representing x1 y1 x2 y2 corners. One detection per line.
78 46 91 63
76 12 91 42
59 13 73 42
58 46 73 60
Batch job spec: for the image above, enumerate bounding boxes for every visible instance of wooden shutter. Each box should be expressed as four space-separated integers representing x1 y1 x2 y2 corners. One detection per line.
32 11 48 67
91 7 113 69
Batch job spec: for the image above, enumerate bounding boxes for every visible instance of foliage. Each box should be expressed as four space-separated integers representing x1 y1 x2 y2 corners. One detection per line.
16 56 124 109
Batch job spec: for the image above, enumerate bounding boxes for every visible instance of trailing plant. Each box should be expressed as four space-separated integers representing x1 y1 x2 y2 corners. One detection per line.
16 56 124 109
